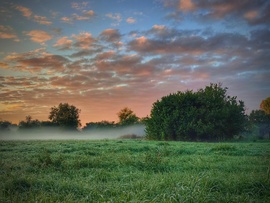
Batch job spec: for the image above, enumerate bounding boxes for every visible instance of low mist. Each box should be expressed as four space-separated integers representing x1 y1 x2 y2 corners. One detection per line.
0 125 146 141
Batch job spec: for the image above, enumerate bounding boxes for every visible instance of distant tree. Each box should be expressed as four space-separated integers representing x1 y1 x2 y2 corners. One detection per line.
117 107 139 126
260 97 270 115
19 115 41 129
249 109 270 139
40 121 59 128
83 121 116 131
0 120 13 131
146 83 247 141
249 110 270 124
139 116 149 125
49 103 81 130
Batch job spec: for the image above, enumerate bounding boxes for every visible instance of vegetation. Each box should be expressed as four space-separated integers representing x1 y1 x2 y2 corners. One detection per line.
83 107 141 131
146 83 247 141
117 107 139 126
49 103 81 130
248 109 270 139
19 116 41 130
1 85 269 141
260 97 270 115
0 121 13 131
83 120 117 131
0 139 269 202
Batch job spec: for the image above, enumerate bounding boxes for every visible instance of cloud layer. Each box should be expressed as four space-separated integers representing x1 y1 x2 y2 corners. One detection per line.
0 0 269 126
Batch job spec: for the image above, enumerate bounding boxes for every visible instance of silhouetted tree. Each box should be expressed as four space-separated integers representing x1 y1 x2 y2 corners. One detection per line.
0 120 13 131
146 83 247 141
19 115 41 129
249 110 270 124
117 107 139 126
83 121 116 130
49 103 81 130
249 109 270 139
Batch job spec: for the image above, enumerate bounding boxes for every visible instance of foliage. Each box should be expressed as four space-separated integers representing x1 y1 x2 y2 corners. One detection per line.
83 121 117 130
19 115 41 129
146 83 247 141
0 140 269 202
117 107 139 126
49 103 81 130
260 97 270 115
248 109 270 139
249 110 270 124
0 121 13 131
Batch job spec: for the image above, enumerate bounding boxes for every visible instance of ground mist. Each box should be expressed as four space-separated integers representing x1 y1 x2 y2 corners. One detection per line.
0 125 146 141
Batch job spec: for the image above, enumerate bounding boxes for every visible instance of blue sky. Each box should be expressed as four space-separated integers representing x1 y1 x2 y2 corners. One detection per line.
0 0 270 125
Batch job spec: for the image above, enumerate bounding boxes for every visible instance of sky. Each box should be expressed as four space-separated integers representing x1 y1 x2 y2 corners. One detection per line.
0 0 270 127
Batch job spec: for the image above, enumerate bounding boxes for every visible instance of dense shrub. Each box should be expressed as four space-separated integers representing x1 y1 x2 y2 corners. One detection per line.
145 83 247 141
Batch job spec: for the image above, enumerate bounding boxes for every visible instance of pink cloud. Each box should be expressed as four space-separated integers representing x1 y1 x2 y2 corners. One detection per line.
0 25 19 42
53 36 73 50
244 10 259 21
100 29 121 42
25 30 52 44
179 0 196 11
15 5 52 26
33 15 52 25
126 17 136 24
61 17 73 24
14 5 32 18
72 32 96 49
83 10 95 16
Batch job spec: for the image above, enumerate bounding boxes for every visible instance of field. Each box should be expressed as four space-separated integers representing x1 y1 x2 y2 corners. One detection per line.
0 139 270 202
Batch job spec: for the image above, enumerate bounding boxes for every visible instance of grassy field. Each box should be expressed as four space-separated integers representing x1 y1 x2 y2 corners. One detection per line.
0 139 270 202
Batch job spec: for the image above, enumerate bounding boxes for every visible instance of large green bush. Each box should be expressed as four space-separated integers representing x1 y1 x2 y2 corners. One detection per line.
145 83 247 141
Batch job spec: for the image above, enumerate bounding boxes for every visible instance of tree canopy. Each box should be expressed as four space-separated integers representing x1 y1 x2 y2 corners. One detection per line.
260 97 270 115
117 107 139 126
249 110 270 124
49 103 81 130
19 115 41 129
145 83 247 141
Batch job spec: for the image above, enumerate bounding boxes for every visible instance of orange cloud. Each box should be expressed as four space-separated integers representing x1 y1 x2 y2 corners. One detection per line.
15 5 32 18
179 0 196 11
152 25 166 30
136 36 148 44
72 32 96 49
83 10 95 16
53 36 73 50
244 10 259 20
0 25 19 42
15 5 52 26
34 15 52 25
25 30 52 44
61 17 73 24
100 29 121 42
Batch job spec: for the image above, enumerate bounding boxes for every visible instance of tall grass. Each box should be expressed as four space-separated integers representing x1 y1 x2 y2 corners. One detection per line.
0 139 269 202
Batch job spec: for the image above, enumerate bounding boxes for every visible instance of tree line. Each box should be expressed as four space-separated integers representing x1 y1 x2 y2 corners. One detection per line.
0 104 144 132
1 83 269 141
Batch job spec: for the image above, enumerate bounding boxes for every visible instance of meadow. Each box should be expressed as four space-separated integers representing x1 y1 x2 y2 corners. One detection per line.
0 138 270 202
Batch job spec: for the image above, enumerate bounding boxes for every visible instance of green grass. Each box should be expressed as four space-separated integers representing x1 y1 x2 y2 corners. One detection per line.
0 139 270 202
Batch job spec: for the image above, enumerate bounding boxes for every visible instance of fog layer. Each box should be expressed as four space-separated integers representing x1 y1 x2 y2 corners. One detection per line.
0 125 145 140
